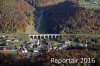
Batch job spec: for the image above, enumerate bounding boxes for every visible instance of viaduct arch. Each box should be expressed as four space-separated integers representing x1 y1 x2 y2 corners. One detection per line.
29 34 61 41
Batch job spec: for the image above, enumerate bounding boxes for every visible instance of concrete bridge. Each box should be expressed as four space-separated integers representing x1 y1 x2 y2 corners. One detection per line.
29 34 100 41
29 34 61 40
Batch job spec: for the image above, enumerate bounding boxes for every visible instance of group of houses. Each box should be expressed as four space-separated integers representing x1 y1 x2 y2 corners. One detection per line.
26 38 88 54
0 35 88 56
0 35 14 51
0 42 16 51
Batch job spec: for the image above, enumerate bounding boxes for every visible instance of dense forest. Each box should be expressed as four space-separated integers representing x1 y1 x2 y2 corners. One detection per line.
0 0 35 33
42 1 100 34
0 0 66 34
0 0 99 34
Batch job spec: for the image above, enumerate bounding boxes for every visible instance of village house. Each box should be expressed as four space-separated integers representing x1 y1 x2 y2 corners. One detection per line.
6 38 19 42
18 45 28 53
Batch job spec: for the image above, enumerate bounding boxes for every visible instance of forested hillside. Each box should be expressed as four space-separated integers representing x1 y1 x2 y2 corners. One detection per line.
43 1 100 34
0 0 99 34
0 0 36 34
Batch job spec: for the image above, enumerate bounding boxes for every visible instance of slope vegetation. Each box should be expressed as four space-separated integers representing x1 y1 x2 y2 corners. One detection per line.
43 1 100 34
0 0 37 34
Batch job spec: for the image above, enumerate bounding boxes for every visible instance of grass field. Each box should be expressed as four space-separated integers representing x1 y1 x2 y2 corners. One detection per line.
82 5 100 9
0 33 30 48
9 34 29 48
97 0 100 4
81 0 100 8
8 42 22 48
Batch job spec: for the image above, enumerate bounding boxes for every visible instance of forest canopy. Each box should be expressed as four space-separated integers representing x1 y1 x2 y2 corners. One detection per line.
43 1 100 34
0 0 33 33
